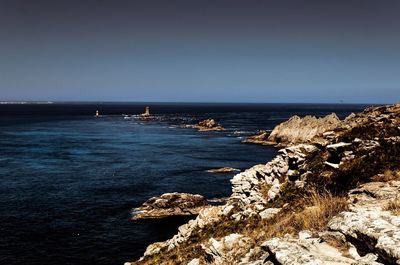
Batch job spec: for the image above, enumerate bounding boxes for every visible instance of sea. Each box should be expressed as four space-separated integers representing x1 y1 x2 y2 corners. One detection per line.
0 103 368 265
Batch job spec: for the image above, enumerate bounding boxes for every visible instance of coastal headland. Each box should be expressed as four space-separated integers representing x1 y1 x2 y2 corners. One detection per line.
127 104 400 265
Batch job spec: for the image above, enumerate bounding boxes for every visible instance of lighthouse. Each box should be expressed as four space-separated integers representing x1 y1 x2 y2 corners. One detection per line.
141 106 150 117
95 110 100 117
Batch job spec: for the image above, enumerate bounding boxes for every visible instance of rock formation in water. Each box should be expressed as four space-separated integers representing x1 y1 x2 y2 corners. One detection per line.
242 130 273 145
132 192 209 220
126 104 400 265
206 167 240 173
244 113 341 147
187 119 225 132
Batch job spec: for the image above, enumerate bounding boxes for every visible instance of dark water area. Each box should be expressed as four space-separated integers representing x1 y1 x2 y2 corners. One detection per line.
0 103 368 265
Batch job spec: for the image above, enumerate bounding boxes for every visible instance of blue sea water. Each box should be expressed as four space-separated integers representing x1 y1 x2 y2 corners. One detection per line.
0 103 368 265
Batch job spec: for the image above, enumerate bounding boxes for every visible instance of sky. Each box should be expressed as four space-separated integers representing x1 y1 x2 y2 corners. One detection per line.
0 0 399 103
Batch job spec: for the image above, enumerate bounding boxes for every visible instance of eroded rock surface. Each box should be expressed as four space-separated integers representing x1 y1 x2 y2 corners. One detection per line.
132 192 209 220
244 113 341 147
268 113 341 146
329 181 400 264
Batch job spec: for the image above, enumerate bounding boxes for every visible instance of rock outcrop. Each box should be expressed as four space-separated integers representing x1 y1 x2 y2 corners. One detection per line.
328 181 400 264
126 104 400 265
132 192 209 220
242 130 273 145
267 113 341 146
206 167 240 173
245 113 341 147
187 119 225 132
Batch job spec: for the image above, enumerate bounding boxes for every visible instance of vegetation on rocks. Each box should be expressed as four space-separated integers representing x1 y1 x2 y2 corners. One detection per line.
385 197 400 215
127 104 400 265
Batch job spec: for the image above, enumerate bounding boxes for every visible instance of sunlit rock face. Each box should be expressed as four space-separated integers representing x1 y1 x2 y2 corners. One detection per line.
267 113 341 146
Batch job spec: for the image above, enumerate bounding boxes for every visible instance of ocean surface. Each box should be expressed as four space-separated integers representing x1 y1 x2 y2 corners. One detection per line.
0 103 368 265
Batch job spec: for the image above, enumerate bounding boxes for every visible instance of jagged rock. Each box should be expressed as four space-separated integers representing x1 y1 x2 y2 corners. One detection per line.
262 235 364 265
328 181 400 264
202 234 255 265
170 206 223 250
188 119 225 131
132 192 209 219
267 180 281 201
207 167 240 173
220 204 235 216
242 130 274 145
259 208 281 219
142 241 165 258
266 113 341 146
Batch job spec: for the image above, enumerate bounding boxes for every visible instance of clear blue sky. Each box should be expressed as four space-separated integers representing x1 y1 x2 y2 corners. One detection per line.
0 0 399 103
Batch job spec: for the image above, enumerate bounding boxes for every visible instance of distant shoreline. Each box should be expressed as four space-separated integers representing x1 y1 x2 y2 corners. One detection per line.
0 101 53 105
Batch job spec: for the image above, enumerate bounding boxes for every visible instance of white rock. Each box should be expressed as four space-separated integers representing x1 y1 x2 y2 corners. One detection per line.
187 258 200 265
299 230 313 240
326 142 352 150
221 204 235 216
324 161 340 169
259 208 280 219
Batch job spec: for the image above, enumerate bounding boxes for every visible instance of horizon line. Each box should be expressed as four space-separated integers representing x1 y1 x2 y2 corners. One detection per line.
0 100 392 105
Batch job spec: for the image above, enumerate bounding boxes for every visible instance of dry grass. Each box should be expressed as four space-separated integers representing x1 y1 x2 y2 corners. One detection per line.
134 190 349 264
259 190 348 238
371 169 400 182
258 183 272 199
385 197 400 215
322 236 351 258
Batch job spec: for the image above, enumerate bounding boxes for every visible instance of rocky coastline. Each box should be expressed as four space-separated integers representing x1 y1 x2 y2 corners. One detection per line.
126 104 400 265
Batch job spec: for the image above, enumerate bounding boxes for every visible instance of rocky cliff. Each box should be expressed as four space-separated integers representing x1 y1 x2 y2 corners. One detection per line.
126 104 400 265
244 113 342 147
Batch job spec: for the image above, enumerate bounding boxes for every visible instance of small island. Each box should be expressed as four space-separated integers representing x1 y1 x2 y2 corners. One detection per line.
186 118 225 132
